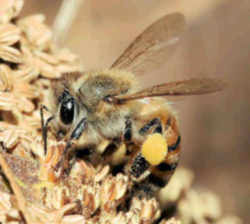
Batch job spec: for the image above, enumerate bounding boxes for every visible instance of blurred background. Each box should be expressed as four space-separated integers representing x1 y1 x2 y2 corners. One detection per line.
21 0 250 222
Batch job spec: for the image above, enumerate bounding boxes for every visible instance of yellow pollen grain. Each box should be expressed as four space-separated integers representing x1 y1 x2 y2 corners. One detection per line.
141 133 168 165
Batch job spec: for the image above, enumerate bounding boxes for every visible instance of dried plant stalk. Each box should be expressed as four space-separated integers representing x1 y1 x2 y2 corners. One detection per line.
53 0 85 45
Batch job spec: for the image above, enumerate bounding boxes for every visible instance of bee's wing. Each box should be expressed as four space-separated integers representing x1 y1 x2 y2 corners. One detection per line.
112 79 225 103
110 12 186 75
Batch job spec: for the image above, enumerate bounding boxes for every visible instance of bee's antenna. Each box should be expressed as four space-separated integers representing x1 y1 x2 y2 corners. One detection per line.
40 105 54 155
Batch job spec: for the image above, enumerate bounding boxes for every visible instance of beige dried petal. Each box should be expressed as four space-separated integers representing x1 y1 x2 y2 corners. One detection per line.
36 57 61 78
0 191 12 211
115 174 128 200
0 23 21 46
20 44 43 79
0 64 13 91
140 199 160 221
5 208 20 219
29 136 45 160
28 202 78 223
0 93 34 113
0 0 24 24
95 165 110 182
0 206 22 224
56 63 83 74
82 186 100 218
110 212 127 224
62 215 86 224
14 81 39 99
100 212 128 224
126 210 141 224
10 0 24 18
16 96 35 113
39 141 65 183
18 14 52 50
71 160 96 184
13 143 34 159
0 45 22 63
44 186 69 209
22 110 41 130
0 92 17 111
130 197 160 222
0 129 22 149
100 174 128 214
15 64 40 82
55 48 79 63
34 50 59 65
160 217 181 224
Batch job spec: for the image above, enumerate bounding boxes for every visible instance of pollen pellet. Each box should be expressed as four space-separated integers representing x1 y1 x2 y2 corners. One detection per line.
141 133 168 165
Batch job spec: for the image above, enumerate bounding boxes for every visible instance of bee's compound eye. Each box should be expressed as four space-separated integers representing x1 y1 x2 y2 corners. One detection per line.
60 98 75 125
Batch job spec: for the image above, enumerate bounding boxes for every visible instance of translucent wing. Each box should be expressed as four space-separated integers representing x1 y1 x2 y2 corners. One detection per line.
109 79 225 103
111 12 186 75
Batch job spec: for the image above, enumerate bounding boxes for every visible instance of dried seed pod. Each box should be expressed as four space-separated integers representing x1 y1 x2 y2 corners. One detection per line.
130 197 161 223
94 165 110 183
160 217 181 224
61 215 86 224
0 23 20 46
0 45 22 63
0 92 17 111
27 202 79 224
100 174 128 213
39 141 66 183
0 64 13 91
81 185 101 218
18 14 52 51
43 186 69 210
71 160 95 184
0 129 23 149
15 64 40 82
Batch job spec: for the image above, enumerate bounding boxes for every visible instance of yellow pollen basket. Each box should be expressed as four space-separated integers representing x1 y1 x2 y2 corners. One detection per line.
141 133 168 165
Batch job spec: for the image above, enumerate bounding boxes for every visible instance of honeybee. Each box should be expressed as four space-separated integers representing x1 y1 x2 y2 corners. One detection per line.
41 13 224 196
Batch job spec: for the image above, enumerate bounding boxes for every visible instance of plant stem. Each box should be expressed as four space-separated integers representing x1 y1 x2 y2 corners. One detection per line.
53 0 85 45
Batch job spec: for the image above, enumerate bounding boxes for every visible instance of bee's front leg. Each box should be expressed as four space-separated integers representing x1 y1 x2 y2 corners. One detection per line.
55 118 87 175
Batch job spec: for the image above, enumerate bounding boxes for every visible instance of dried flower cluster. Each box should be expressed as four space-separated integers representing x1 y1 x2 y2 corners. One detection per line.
0 0 243 224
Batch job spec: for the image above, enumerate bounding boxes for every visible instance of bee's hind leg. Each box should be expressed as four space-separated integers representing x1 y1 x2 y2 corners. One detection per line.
126 117 169 196
126 117 164 179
